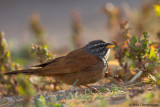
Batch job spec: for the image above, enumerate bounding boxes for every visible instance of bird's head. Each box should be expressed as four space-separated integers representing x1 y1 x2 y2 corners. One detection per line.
83 40 114 58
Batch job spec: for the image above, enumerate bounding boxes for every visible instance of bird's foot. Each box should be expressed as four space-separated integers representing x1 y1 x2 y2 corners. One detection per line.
83 85 98 93
91 88 98 93
78 86 86 94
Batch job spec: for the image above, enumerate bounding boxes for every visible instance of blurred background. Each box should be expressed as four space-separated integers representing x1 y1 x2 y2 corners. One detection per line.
0 0 150 49
0 1 160 106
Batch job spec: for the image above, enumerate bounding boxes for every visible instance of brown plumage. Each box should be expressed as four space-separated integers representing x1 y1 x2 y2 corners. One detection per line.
5 40 114 92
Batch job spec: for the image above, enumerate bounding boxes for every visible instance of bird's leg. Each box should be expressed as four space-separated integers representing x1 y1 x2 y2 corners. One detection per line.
78 86 85 92
83 85 98 93
53 78 61 91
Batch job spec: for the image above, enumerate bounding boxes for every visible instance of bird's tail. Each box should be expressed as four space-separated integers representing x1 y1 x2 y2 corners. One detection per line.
4 69 40 75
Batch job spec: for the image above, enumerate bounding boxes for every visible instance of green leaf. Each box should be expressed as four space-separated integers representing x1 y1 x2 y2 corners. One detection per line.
149 45 155 59
143 32 149 39
43 45 48 49
149 73 156 82
54 103 62 107
130 36 137 46
6 51 10 58
40 95 46 105
154 4 160 17
144 92 154 103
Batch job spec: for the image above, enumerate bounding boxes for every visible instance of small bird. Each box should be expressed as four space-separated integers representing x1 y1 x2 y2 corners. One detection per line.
5 40 114 92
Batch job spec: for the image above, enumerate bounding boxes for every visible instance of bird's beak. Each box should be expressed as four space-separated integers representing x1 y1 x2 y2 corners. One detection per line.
106 44 115 49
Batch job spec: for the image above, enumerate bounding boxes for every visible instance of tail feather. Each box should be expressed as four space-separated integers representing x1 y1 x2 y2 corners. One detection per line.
4 69 40 75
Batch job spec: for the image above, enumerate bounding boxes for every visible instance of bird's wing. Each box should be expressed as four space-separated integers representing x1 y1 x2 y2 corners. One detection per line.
33 56 64 67
39 48 103 75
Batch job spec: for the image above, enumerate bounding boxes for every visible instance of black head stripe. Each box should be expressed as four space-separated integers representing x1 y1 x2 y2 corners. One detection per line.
83 40 109 58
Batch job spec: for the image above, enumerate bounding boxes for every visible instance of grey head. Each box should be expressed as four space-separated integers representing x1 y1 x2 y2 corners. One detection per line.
83 40 114 59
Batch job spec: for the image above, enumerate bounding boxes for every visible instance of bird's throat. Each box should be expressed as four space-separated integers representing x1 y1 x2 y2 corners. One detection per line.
102 49 110 71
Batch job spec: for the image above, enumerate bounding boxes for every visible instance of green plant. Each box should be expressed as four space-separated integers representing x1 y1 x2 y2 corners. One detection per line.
127 32 160 83
0 32 12 71
31 44 54 63
0 32 18 95
0 32 36 106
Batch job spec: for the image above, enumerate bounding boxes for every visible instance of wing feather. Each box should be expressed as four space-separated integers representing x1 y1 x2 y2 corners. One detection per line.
39 48 103 75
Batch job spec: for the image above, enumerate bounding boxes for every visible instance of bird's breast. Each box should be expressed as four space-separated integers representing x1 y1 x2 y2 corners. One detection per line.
102 58 108 72
101 50 110 72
